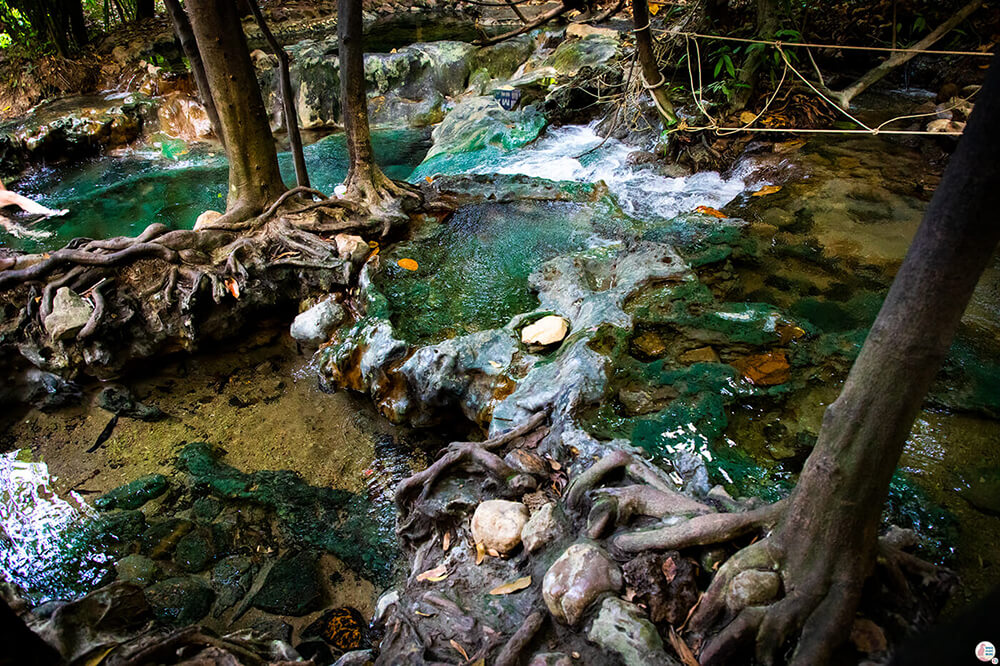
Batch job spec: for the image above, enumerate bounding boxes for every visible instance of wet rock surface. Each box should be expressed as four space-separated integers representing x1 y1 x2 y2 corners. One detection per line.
543 542 623 626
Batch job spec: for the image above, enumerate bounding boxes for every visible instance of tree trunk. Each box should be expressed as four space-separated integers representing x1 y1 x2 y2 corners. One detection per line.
0 598 63 666
185 0 285 218
64 0 88 48
338 0 380 192
135 0 155 20
730 50 1000 665
248 0 310 189
829 0 983 108
730 0 779 111
632 0 677 123
163 0 225 151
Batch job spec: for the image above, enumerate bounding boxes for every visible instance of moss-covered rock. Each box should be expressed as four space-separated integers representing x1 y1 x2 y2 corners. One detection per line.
94 474 168 511
145 576 215 625
251 550 323 616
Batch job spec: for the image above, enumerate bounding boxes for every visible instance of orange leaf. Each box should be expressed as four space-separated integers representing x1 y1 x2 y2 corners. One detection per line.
489 576 532 595
475 542 486 565
397 258 419 271
449 639 469 661
225 278 240 299
752 184 782 197
416 564 448 582
425 176 434 183
694 206 726 219
442 531 451 552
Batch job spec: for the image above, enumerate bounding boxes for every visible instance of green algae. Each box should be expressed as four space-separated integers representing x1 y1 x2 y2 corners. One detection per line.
177 441 397 583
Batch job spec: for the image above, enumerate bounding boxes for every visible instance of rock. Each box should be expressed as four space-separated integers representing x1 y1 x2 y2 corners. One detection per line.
521 315 569 347
95 474 168 511
44 287 93 341
725 569 782 612
504 449 549 477
960 468 1000 515
290 298 347 346
96 385 166 421
335 233 370 264
527 654 573 666
174 527 221 573
157 92 213 140
114 555 160 586
521 502 565 553
679 346 720 364
212 555 257 615
543 542 622 625
333 651 376 666
145 577 215 625
471 499 529 555
731 351 790 386
626 150 659 166
587 597 673 666
141 518 194 559
192 497 223 522
632 331 668 358
194 210 223 230
622 552 698 625
252 550 323 616
566 23 619 40
926 118 965 133
471 34 534 80
543 34 620 77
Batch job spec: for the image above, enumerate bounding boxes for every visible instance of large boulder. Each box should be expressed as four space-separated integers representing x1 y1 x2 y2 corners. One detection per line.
156 92 213 141
544 34 620 77
471 34 534 81
290 298 347 346
542 542 622 625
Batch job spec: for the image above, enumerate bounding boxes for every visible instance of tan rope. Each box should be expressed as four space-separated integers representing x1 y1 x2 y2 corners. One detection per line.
657 29 994 57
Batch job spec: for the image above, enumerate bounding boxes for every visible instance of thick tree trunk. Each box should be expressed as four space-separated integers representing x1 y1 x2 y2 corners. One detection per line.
248 0 310 189
632 0 677 123
163 0 225 150
730 0 779 111
736 51 1000 665
64 0 88 48
828 0 983 108
185 0 285 218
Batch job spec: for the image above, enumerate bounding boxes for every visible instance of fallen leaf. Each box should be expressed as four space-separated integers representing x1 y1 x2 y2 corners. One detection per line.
368 240 379 248
662 556 678 583
225 278 240 299
487 547 501 558
450 639 470 661
850 618 887 653
442 531 451 552
739 111 756 125
668 626 700 666
648 1 660 15
425 176 434 183
548 459 562 471
397 258 419 271
752 184 782 197
82 645 116 666
416 564 449 582
776 323 806 344
488 360 503 369
731 351 791 386
694 205 727 219
415 610 433 617
773 138 805 153
489 576 532 595
476 542 486 565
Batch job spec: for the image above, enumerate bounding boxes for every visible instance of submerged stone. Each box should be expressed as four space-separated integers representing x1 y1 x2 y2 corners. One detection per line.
114 554 160 587
212 555 257 616
252 550 323 616
94 474 168 511
44 288 93 341
145 576 215 625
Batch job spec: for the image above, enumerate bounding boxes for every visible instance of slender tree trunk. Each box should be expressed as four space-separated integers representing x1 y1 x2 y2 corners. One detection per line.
0 598 63 666
248 0 310 189
163 0 225 150
632 0 677 123
339 0 379 191
64 0 88 48
769 51 1000 664
730 0 779 111
828 0 983 108
185 0 285 218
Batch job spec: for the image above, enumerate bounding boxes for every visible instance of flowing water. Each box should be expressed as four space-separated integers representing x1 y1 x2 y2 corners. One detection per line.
2 111 999 620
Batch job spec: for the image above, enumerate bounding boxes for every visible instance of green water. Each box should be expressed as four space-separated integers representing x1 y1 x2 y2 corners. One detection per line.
4 128 431 252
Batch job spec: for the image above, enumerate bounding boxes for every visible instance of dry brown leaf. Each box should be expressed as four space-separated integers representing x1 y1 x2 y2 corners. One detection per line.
752 184 782 197
442 531 451 552
668 626 700 666
489 576 532 595
662 556 678 583
475 542 485 565
82 645 116 666
416 564 448 582
694 205 727 219
487 547 501 558
739 111 756 125
548 458 562 471
450 639 470 661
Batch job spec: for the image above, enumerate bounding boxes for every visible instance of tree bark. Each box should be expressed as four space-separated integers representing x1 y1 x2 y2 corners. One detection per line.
730 0 779 111
248 0 310 189
185 0 286 218
735 50 1000 665
338 0 380 192
828 0 983 108
163 0 225 151
632 0 677 123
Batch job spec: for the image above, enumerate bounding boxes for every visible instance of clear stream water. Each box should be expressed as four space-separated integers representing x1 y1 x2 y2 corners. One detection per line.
2 117 999 617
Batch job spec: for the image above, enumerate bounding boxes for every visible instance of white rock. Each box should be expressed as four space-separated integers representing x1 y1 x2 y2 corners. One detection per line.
521 315 569 347
193 210 223 231
290 298 347 346
521 502 564 553
44 287 93 341
334 233 369 264
471 499 529 554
